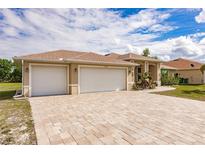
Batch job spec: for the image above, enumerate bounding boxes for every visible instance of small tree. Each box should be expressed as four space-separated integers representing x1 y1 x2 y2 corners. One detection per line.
142 48 150 57
10 64 22 82
161 69 180 86
0 59 13 82
0 58 22 82
200 64 205 74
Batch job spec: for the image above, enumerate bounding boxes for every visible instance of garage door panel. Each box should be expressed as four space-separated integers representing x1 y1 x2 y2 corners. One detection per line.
80 67 126 93
31 66 67 96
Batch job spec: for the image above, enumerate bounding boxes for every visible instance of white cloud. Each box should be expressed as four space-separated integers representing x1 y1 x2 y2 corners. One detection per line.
195 8 205 23
172 36 203 56
144 36 205 62
0 8 173 58
148 24 176 32
0 8 204 63
1 9 25 29
199 37 205 44
3 27 19 36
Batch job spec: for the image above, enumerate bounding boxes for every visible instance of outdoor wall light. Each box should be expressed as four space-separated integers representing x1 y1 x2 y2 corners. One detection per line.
128 68 131 74
128 67 133 74
74 68 77 72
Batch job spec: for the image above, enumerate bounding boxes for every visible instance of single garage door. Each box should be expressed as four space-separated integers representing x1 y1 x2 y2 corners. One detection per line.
79 67 126 93
31 65 67 96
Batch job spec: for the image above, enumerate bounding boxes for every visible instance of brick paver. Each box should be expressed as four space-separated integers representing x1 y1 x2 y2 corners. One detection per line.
29 87 205 145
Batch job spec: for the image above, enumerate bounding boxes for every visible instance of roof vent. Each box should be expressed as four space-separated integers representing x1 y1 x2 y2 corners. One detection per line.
190 64 194 67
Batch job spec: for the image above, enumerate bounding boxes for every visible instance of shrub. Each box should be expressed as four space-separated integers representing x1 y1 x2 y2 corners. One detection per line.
161 74 180 85
133 72 157 90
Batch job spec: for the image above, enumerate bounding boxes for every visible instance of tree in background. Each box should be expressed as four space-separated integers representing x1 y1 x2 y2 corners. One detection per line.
0 59 13 82
0 59 22 82
142 48 150 57
10 63 22 82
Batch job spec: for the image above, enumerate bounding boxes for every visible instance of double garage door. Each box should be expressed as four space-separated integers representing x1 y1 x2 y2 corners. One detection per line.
31 65 127 96
79 67 126 93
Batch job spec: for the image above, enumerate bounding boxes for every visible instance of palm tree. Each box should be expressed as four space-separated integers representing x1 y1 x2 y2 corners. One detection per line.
142 48 150 57
200 64 205 74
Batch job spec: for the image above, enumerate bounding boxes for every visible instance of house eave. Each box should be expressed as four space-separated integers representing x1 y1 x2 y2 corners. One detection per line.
13 57 139 66
124 58 163 63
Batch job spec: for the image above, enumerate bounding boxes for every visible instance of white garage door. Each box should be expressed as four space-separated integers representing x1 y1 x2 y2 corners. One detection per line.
31 65 67 96
80 67 127 93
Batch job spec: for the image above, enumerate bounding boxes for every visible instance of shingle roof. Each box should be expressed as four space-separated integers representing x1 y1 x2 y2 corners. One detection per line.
117 53 161 62
162 58 203 70
13 50 137 66
104 53 121 59
161 64 177 70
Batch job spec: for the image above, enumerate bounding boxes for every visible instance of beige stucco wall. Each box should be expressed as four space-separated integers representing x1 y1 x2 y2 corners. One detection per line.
22 61 134 96
69 64 78 95
168 69 203 84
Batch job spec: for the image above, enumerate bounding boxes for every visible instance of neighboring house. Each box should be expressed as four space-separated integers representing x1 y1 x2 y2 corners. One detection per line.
13 50 161 97
161 58 205 84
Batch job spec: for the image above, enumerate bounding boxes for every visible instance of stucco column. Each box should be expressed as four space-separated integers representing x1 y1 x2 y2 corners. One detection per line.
127 66 135 90
23 61 29 97
144 61 149 73
156 63 161 86
69 64 79 95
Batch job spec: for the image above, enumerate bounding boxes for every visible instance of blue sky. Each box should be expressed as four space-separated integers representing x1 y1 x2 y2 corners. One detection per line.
0 8 205 62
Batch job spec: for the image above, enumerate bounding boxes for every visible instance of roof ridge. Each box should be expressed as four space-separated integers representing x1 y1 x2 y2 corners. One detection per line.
71 52 90 59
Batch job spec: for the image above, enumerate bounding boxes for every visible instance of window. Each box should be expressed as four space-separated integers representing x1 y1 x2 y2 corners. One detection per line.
174 73 179 78
138 67 141 73
135 66 142 81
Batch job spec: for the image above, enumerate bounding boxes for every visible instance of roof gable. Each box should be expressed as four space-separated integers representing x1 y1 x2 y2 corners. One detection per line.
117 53 161 62
104 53 120 59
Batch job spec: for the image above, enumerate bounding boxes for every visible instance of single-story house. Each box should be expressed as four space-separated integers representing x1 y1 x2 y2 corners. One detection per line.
161 58 205 84
13 50 161 97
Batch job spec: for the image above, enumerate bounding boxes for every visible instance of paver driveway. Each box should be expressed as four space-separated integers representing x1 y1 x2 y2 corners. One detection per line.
29 89 205 145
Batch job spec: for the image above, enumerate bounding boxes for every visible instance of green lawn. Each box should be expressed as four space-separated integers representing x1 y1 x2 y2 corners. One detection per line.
0 83 37 144
155 85 205 101
0 82 21 91
0 83 21 100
